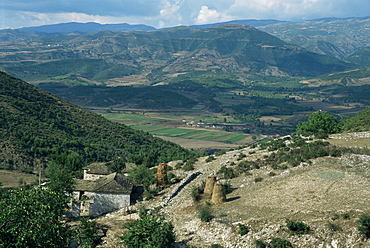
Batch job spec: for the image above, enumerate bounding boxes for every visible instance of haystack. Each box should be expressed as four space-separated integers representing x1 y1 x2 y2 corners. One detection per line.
211 182 226 204
204 176 217 199
156 163 168 187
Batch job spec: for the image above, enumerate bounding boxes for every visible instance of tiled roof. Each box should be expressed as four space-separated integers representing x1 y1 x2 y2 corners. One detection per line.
75 173 133 194
83 162 111 175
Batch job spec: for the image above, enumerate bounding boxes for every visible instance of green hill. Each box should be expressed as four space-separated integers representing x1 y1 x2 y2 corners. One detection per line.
347 47 370 66
340 108 370 132
260 17 370 60
0 71 195 171
40 84 197 109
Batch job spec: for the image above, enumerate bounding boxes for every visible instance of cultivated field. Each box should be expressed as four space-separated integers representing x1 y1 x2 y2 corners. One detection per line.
97 111 254 148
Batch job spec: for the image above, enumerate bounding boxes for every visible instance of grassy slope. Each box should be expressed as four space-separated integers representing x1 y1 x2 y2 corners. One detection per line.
340 108 370 132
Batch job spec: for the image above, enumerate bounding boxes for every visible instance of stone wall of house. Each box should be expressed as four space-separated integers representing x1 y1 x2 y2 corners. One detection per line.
89 192 130 217
83 171 106 180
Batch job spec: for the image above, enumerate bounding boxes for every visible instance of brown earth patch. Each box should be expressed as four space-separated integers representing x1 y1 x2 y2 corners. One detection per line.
0 170 40 188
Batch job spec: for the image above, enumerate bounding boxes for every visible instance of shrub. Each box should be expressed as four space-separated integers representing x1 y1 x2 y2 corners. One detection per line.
205 156 216 162
255 239 267 248
341 213 350 219
120 212 175 248
210 244 223 248
358 214 370 238
237 223 249 236
329 148 342 157
183 163 194 171
269 237 293 248
175 162 183 170
191 185 202 202
76 217 100 248
237 161 252 172
326 222 341 232
315 131 329 139
223 181 233 194
254 177 263 183
331 214 340 221
286 219 310 234
217 166 236 179
167 172 177 182
237 153 246 160
198 202 213 222
215 150 226 156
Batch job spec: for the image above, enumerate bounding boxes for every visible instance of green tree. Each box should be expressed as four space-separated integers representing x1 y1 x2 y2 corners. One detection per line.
46 153 78 195
119 212 175 248
0 187 71 248
296 111 339 137
75 217 100 248
107 156 126 173
129 164 155 191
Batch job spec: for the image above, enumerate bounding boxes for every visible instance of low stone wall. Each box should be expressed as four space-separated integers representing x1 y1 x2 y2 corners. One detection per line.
162 171 202 206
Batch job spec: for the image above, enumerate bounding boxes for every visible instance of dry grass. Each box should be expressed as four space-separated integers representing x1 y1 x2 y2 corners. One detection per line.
155 135 242 150
0 170 40 188
328 137 370 148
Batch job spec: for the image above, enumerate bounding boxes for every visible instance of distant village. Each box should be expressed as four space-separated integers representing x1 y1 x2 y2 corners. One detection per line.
182 119 255 132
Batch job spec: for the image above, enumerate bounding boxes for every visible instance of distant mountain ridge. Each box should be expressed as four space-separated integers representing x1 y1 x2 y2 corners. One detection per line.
259 16 370 59
191 19 289 29
19 22 156 34
0 24 354 84
2 17 369 63
14 19 287 35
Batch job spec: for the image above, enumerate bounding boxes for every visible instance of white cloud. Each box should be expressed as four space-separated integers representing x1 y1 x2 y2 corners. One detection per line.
157 0 184 27
226 0 365 21
195 6 233 24
0 10 152 29
1 0 369 29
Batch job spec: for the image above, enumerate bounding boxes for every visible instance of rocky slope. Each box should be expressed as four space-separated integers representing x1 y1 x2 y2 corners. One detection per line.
94 132 370 248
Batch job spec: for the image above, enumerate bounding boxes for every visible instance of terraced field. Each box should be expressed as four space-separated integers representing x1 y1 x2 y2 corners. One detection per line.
132 125 249 143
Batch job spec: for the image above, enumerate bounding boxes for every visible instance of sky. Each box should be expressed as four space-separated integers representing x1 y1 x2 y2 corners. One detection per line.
0 0 369 30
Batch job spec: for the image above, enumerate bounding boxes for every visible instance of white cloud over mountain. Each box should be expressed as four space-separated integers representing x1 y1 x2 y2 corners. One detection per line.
0 0 369 29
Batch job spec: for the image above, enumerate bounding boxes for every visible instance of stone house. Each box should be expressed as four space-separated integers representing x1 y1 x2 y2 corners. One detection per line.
72 163 133 217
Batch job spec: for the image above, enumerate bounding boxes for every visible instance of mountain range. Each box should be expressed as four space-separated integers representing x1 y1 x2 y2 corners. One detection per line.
0 23 357 85
18 22 156 34
2 17 369 60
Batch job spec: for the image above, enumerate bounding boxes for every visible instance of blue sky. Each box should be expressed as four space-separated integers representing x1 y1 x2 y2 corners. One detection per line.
0 0 369 29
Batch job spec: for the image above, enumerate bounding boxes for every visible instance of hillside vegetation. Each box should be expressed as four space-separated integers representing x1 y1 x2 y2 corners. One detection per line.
341 108 370 132
0 72 195 171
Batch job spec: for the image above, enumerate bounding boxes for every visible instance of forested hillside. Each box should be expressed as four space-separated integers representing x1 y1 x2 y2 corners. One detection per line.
340 108 370 132
0 72 195 171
